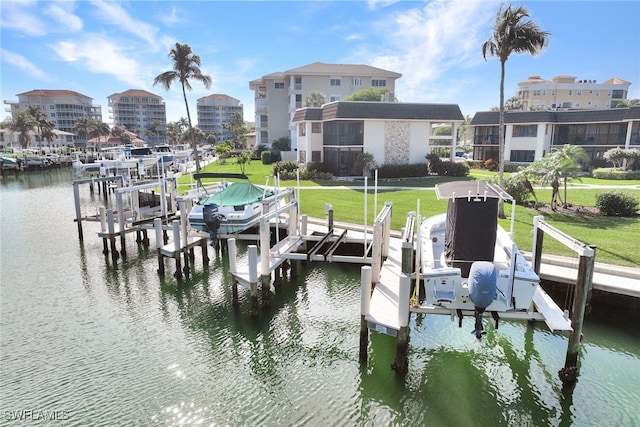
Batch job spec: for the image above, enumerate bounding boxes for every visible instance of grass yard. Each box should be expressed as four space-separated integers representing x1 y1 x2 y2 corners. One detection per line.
178 159 640 267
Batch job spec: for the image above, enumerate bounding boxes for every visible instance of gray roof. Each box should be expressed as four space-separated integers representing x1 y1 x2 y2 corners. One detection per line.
295 101 464 122
471 106 640 125
285 62 401 78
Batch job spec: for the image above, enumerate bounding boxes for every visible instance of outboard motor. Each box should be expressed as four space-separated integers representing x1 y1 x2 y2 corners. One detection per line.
467 261 497 339
202 203 222 248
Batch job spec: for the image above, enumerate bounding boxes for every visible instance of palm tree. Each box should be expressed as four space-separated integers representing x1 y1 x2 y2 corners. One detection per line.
153 43 212 172
91 121 110 151
482 4 549 193
7 111 38 149
75 116 94 146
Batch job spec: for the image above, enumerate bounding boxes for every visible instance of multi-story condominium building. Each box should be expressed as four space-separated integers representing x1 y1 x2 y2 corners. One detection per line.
107 89 167 145
250 62 402 149
516 75 632 110
196 94 243 142
4 89 102 134
294 101 464 177
470 106 640 168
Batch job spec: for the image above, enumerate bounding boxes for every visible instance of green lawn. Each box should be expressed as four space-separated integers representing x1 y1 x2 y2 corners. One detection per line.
178 160 640 267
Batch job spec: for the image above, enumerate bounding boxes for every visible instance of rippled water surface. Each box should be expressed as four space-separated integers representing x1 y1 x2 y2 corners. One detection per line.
1 169 639 426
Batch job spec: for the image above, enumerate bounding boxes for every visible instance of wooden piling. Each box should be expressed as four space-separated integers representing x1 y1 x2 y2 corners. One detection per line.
260 218 271 308
392 274 411 373
560 246 596 383
73 183 84 241
155 218 165 276
228 239 239 307
248 245 259 316
172 220 182 280
359 266 372 363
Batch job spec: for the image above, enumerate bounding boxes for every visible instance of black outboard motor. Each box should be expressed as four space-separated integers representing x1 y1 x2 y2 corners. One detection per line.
202 203 222 247
467 261 497 339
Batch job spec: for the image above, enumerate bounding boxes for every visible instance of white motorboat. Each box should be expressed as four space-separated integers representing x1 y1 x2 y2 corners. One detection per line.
418 181 541 338
187 173 281 245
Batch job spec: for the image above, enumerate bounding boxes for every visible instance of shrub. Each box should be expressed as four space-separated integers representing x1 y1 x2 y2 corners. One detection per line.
272 161 298 177
378 163 429 179
261 150 272 165
484 158 498 171
592 168 640 180
595 191 639 216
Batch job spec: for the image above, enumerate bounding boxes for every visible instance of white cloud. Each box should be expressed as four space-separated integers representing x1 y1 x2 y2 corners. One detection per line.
89 0 159 48
353 0 499 102
0 1 47 36
50 35 147 88
1 48 52 81
44 4 83 33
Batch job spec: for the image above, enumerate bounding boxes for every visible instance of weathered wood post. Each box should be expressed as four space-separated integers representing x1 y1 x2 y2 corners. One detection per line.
325 204 334 231
179 200 190 278
228 238 239 307
359 266 372 363
116 190 126 259
532 215 545 275
107 209 118 262
260 217 271 307
248 245 259 316
559 245 596 384
99 207 108 255
154 218 165 276
73 183 84 241
392 274 411 373
172 220 182 280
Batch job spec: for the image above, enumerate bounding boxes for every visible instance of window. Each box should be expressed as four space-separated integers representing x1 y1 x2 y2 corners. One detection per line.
568 90 573 96
260 130 268 140
311 151 321 162
533 90 541 96
512 125 537 137
260 115 268 127
312 123 321 133
372 79 386 87
295 94 302 109
612 90 625 99
275 82 284 89
294 76 302 90
330 95 341 102
298 124 306 137
352 78 362 86
330 78 341 86
509 150 535 162
577 90 582 96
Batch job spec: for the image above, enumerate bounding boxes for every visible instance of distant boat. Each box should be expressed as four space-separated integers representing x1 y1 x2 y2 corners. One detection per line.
187 173 280 245
0 156 20 170
418 181 543 338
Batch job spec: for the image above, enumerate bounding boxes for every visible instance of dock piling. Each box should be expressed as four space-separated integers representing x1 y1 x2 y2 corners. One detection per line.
154 218 165 275
359 266 372 363
248 245 259 316
392 274 411 373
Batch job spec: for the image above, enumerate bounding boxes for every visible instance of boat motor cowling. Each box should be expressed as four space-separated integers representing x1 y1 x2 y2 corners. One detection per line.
203 203 222 246
468 261 497 339
468 261 497 310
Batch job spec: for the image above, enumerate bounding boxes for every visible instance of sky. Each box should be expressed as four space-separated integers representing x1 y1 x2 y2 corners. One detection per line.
1 0 639 125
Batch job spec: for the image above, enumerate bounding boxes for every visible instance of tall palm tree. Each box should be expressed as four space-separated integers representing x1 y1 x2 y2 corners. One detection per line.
91 121 110 151
482 3 549 192
75 116 94 146
153 43 212 172
7 111 38 149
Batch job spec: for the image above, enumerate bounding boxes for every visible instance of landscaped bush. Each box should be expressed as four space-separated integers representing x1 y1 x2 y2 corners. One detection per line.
592 168 640 180
424 154 469 177
272 160 298 177
378 163 429 179
595 191 639 216
261 150 272 164
484 158 498 171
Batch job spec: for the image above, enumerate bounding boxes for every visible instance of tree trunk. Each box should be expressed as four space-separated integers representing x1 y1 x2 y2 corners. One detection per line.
497 59 507 218
182 83 201 173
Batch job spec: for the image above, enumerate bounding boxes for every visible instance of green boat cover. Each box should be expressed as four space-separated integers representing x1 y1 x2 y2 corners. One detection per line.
198 182 276 207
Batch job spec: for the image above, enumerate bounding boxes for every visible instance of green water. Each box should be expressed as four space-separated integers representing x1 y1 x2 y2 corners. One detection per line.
1 169 639 426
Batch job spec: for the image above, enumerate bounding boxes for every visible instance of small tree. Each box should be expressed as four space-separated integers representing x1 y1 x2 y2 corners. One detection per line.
345 88 390 101
235 150 251 174
222 112 249 150
353 152 376 177
305 91 326 107
272 136 291 151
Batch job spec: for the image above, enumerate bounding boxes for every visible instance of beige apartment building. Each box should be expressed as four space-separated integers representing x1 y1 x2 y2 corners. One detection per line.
4 89 102 135
196 94 243 142
516 75 631 110
107 89 167 145
250 62 402 149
